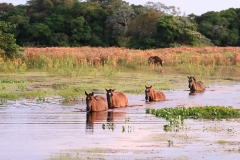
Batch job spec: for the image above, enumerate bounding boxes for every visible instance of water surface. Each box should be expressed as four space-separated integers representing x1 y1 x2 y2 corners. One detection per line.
1 84 240 160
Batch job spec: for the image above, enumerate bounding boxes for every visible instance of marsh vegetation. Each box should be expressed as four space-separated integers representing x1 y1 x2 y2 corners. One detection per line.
0 46 240 103
1 46 240 159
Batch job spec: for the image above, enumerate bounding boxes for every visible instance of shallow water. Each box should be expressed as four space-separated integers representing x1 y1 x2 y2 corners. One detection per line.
1 84 240 160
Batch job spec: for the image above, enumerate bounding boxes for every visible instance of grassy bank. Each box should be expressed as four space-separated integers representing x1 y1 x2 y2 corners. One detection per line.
0 46 240 102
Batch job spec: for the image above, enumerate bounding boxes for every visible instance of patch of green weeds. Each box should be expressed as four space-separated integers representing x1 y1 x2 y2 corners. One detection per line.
52 83 68 90
122 126 125 132
20 90 47 99
147 106 240 119
147 106 240 132
36 97 46 103
102 122 115 131
0 92 19 99
86 148 105 153
58 87 82 102
17 84 27 91
167 140 174 147
122 117 134 133
0 79 25 83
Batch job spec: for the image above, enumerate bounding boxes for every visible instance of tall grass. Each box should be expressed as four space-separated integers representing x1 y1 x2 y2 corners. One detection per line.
0 46 240 78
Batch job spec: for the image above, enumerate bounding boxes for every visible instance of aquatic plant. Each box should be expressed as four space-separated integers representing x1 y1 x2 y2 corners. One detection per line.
36 97 45 103
146 106 240 119
146 106 240 132
102 123 115 131
107 122 115 131
167 140 173 147
122 126 125 132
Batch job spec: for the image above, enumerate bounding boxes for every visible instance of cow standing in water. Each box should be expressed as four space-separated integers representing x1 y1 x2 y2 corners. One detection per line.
105 89 128 108
145 86 166 102
188 76 205 94
85 91 108 112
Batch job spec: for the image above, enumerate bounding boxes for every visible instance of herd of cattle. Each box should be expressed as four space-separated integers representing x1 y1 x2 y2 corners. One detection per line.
85 56 206 112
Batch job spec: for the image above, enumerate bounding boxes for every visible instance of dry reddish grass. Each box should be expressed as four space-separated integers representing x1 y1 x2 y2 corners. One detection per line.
22 46 240 67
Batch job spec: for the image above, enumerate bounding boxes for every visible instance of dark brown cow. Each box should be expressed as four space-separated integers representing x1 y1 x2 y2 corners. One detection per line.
148 56 164 66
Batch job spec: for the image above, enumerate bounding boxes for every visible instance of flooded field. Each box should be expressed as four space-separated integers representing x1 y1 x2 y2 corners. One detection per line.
1 84 240 160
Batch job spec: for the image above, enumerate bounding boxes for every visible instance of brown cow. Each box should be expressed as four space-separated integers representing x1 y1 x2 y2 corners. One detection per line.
145 86 166 102
105 89 128 108
148 56 164 66
188 76 205 93
85 91 108 112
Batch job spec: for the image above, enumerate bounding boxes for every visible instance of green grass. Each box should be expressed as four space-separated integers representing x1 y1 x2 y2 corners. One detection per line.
0 57 239 102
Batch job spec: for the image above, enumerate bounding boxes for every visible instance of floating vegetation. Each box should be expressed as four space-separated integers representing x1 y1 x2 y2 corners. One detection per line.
146 106 240 119
167 140 174 147
125 117 130 122
102 122 115 131
122 126 125 132
146 106 240 132
36 97 46 103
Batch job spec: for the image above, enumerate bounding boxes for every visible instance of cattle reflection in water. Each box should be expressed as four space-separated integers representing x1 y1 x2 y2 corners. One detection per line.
85 111 126 133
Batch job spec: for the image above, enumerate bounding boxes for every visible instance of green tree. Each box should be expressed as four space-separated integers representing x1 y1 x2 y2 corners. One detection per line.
196 9 240 46
5 5 30 46
49 33 69 46
144 1 181 16
26 23 51 46
127 11 161 49
155 15 204 47
106 3 135 46
0 21 20 59
70 16 91 46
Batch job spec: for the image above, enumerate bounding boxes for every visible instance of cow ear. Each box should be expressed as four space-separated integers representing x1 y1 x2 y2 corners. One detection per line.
150 85 152 88
91 92 94 96
187 76 190 78
85 91 88 95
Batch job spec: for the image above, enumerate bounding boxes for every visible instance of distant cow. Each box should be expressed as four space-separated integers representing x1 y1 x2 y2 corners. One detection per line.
187 76 205 93
148 56 163 66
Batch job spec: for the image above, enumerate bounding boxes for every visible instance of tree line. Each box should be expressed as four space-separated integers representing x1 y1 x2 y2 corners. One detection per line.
1 0 240 57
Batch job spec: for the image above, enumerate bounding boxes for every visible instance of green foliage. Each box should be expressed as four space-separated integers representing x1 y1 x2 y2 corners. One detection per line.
147 106 240 132
196 9 240 46
58 87 82 102
146 106 240 120
0 21 20 59
26 23 51 46
155 15 204 47
1 1 240 49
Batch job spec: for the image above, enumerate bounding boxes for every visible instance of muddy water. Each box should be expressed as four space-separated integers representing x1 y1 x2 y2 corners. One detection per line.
1 84 240 160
